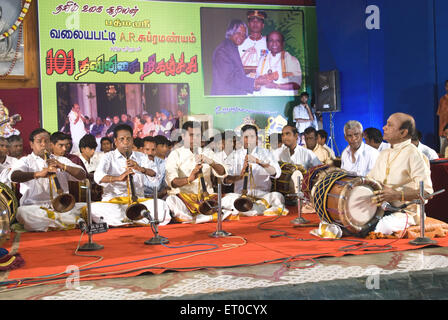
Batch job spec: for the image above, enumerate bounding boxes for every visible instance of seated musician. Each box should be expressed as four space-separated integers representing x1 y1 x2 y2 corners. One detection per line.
91 124 171 227
142 136 169 199
75 134 103 174
273 125 321 196
7 134 24 159
317 129 337 159
0 136 19 187
165 121 228 224
304 127 333 165
368 113 433 235
62 134 88 174
100 136 114 153
223 124 286 216
9 129 87 232
72 134 104 201
341 120 379 176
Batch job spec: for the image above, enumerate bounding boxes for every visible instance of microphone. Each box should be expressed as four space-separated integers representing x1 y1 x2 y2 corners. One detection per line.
141 209 153 222
77 218 87 232
381 201 405 213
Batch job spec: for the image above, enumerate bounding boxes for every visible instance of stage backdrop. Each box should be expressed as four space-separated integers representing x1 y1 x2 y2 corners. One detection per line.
37 0 318 137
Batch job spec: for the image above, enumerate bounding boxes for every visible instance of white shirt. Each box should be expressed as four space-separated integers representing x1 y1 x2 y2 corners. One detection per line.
68 110 87 150
255 51 302 96
0 155 19 187
225 146 281 197
293 104 314 133
144 156 166 193
341 142 379 176
378 141 391 151
165 146 227 194
238 36 268 77
367 139 433 222
417 142 439 160
273 144 321 170
74 151 104 173
94 149 158 201
9 153 85 206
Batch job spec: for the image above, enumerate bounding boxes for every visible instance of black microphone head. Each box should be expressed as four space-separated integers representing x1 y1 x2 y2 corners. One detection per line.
380 201 391 211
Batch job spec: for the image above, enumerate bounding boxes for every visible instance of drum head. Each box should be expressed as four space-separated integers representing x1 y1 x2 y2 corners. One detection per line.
0 203 10 243
345 185 378 226
339 178 384 235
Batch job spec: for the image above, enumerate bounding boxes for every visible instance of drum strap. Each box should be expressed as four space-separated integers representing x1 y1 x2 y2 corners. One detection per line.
313 171 348 225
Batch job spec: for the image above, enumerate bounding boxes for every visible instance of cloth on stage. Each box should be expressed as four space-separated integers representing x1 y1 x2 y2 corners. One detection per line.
310 222 342 239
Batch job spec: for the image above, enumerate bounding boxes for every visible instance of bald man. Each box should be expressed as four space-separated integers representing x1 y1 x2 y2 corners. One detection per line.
367 113 433 235
255 31 302 96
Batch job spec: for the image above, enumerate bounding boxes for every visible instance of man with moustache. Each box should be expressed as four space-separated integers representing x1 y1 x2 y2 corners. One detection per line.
9 129 86 232
91 124 171 227
238 10 268 78
340 120 379 176
255 31 302 96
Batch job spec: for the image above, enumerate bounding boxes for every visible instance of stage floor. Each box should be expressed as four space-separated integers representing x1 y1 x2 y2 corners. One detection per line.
2 215 448 304
1 246 448 301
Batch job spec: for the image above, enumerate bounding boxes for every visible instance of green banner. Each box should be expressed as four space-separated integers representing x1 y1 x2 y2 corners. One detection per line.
38 0 318 137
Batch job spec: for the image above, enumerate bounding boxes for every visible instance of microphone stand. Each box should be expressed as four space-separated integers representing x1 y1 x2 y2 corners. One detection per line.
290 175 310 226
79 180 104 251
409 181 440 246
145 174 169 245
210 181 232 238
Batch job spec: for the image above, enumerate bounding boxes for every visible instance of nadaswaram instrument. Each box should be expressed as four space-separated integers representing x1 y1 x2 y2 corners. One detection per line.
195 151 218 216
233 149 255 212
272 161 307 204
45 151 76 213
124 151 149 221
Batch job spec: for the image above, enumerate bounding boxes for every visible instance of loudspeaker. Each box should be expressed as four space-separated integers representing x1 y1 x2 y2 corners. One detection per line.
315 70 341 112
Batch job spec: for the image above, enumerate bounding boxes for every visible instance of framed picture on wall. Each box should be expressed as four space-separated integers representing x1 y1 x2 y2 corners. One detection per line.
0 0 31 78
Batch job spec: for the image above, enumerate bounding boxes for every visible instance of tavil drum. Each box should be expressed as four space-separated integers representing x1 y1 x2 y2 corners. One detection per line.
69 179 103 202
301 164 337 200
272 162 306 203
0 182 19 243
311 170 384 236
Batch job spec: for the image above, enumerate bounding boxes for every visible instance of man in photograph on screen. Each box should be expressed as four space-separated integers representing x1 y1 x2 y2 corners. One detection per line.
68 103 88 153
238 10 268 79
210 19 273 96
255 31 302 96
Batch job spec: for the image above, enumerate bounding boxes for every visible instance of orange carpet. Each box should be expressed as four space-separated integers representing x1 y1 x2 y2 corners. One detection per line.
3 208 448 287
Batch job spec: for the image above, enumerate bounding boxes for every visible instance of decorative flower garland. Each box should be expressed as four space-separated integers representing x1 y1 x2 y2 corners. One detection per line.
0 0 32 41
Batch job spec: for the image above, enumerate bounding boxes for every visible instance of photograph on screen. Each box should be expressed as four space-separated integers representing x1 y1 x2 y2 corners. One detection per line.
56 82 189 153
201 7 305 97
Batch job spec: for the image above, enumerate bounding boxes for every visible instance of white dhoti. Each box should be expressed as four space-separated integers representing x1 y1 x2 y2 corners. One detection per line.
166 194 235 224
16 202 86 232
374 212 417 235
220 191 288 217
90 199 171 227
